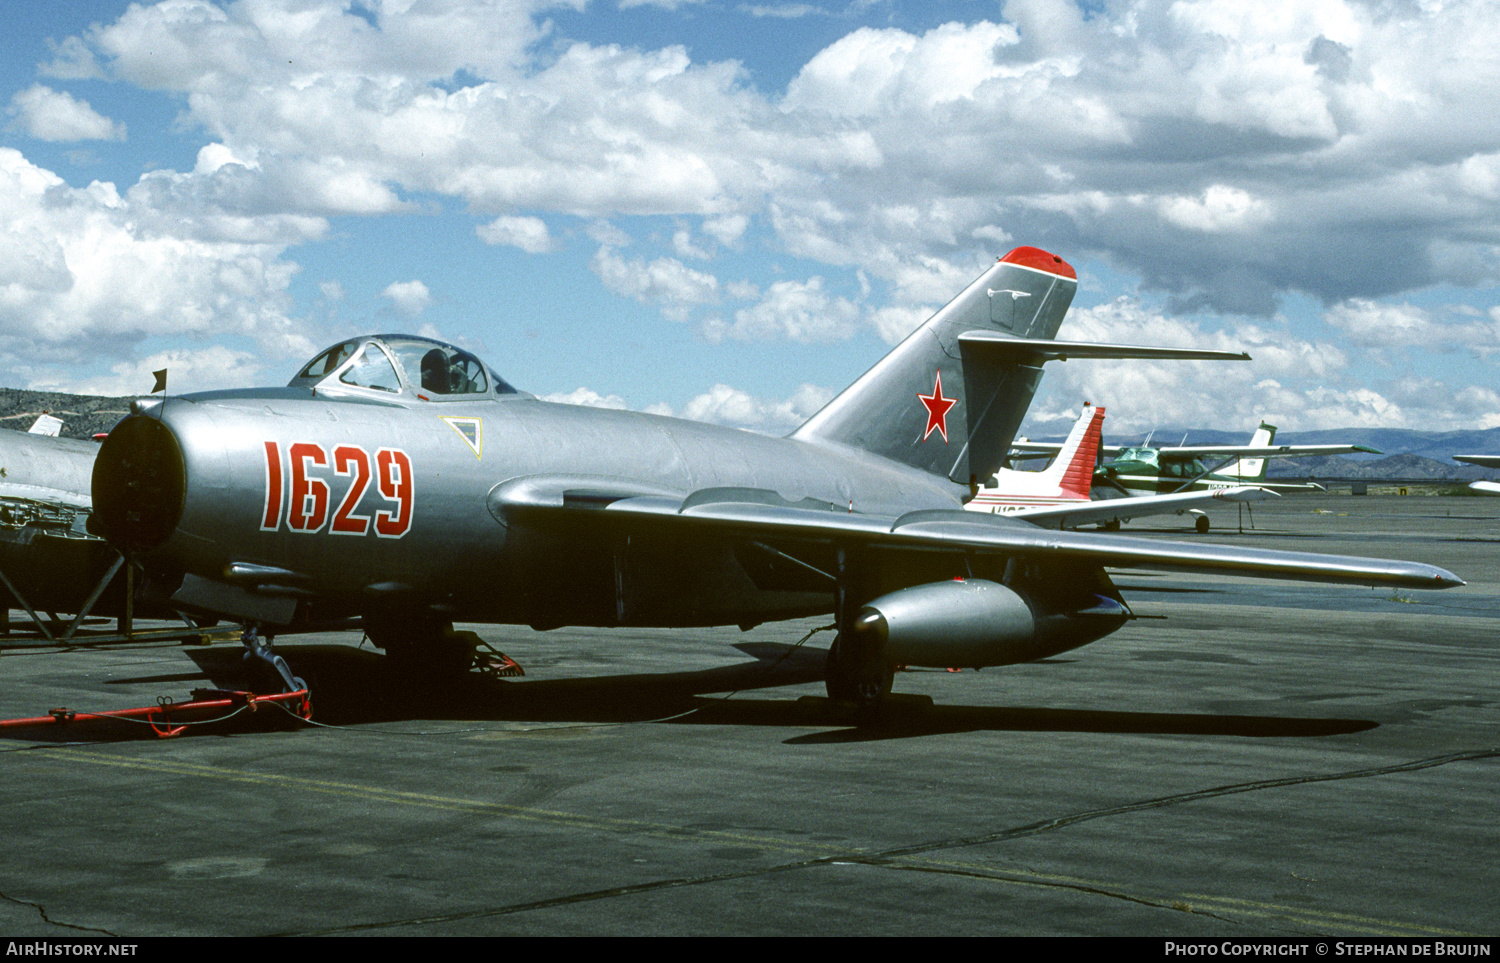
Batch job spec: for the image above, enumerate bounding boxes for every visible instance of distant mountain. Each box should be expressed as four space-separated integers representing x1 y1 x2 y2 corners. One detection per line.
1159 426 1500 462
1265 454 1491 481
0 388 136 440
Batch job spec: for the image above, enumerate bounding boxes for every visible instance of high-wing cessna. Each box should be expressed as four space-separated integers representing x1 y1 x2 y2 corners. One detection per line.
1012 421 1381 531
90 247 1460 715
968 403 1274 530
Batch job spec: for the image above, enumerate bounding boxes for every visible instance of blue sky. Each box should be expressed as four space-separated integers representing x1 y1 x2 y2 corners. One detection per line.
3 0 1500 437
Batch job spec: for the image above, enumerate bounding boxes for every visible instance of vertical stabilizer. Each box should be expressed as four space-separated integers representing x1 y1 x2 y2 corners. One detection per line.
1232 422 1275 480
1038 405 1104 497
791 247 1078 486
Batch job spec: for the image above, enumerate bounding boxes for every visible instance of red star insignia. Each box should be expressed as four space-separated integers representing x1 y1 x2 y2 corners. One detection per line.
918 371 957 442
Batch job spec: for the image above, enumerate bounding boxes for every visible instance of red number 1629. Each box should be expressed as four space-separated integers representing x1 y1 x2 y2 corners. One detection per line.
261 442 413 538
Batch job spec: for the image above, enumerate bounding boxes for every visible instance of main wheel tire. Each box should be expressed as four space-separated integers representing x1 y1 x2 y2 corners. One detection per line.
825 633 894 717
1195 515 1210 534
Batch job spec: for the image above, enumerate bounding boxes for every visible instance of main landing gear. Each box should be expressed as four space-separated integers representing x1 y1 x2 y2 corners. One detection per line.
364 612 477 683
824 552 894 722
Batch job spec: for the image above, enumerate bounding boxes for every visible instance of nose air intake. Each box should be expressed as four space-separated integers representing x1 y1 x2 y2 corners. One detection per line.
92 414 186 554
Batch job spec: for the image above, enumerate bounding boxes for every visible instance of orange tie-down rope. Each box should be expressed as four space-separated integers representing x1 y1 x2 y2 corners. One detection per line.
0 688 312 738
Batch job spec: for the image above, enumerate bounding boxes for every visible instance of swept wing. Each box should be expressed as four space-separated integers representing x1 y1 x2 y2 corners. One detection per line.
490 478 1460 590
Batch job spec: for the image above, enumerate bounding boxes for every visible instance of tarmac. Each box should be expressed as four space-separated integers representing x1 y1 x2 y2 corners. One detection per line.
0 493 1495 937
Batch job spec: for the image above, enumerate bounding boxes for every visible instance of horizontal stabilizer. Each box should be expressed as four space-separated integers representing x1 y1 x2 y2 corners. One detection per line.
956 332 1251 363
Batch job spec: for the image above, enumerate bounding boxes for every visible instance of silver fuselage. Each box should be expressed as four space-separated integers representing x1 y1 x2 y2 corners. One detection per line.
107 387 970 628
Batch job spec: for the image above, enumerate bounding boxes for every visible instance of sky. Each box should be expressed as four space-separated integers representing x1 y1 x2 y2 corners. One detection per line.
2 0 1500 439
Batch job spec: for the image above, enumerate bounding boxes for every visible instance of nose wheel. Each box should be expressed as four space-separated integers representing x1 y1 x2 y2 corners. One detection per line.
241 623 307 694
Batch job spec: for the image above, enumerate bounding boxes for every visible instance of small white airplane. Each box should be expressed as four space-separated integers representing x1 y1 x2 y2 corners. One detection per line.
1453 455 1500 494
967 404 1274 531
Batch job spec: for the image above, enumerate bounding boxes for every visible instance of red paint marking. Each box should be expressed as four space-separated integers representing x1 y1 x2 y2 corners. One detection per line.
1059 406 1106 497
288 442 330 532
1000 246 1077 280
264 442 414 538
918 370 957 443
374 448 414 538
261 441 283 531
330 445 373 535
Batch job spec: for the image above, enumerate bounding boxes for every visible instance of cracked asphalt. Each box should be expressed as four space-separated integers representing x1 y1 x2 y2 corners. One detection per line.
0 494 1495 936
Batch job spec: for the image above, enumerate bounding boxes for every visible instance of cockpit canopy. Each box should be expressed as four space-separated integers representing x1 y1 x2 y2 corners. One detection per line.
289 335 518 401
1113 447 1161 468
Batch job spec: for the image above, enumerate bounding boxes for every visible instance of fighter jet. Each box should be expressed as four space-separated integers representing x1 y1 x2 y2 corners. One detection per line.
967 404 1275 531
89 246 1461 715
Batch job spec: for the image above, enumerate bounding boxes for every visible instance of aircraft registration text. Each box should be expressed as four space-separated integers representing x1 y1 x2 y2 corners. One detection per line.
261 441 414 538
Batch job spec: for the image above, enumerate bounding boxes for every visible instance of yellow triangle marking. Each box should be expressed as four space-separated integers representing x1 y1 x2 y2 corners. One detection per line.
441 416 482 458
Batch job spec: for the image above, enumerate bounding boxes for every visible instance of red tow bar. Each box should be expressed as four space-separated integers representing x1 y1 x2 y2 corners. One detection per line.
0 688 312 738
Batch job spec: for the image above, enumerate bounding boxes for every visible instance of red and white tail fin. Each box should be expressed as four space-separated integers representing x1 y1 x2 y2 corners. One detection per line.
1039 404 1104 497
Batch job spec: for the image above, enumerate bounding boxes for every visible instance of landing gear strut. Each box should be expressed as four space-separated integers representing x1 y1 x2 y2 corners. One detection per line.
241 623 306 694
824 551 893 720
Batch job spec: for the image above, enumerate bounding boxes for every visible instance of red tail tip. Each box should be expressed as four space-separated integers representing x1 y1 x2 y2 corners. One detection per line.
1000 246 1077 280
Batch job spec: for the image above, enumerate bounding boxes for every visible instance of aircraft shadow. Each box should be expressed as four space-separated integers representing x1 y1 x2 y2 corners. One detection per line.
0 640 1377 745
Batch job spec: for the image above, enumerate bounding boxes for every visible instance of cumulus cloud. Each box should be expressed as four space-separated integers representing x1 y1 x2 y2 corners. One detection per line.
1323 299 1500 355
0 148 313 368
477 215 553 253
705 275 861 342
382 280 432 318
538 381 831 434
542 387 630 409
33 0 1500 319
590 246 718 321
7 85 125 142
678 382 833 432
